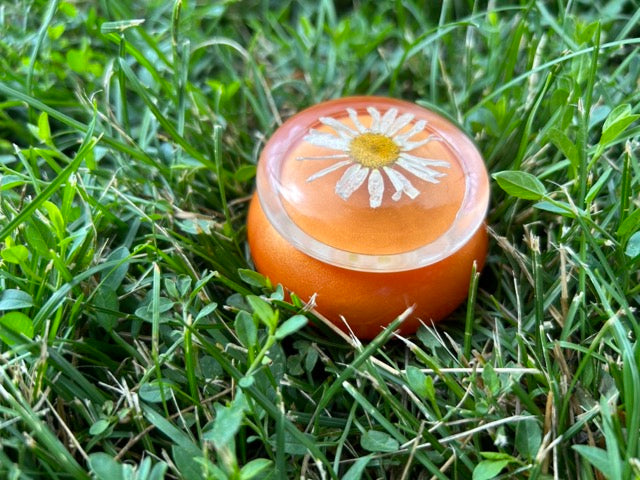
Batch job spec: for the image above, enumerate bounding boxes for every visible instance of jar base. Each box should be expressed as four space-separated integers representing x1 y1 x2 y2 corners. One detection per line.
247 194 487 340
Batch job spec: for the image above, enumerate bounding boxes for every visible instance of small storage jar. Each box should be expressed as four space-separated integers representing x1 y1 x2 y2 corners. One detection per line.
247 96 489 339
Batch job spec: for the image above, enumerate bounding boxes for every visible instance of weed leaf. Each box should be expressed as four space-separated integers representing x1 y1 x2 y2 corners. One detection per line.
573 445 614 479
625 231 640 258
342 455 373 480
89 453 125 480
515 418 542 460
0 312 34 345
600 104 639 146
239 458 273 480
275 315 307 340
361 430 399 453
472 459 510 480
0 290 34 310
493 171 546 200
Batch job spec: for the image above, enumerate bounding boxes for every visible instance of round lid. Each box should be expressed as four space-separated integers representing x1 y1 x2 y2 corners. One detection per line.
255 96 489 272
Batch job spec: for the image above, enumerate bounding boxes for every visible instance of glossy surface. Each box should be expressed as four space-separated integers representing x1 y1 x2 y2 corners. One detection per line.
278 110 465 255
257 96 489 272
248 198 488 339
248 96 489 338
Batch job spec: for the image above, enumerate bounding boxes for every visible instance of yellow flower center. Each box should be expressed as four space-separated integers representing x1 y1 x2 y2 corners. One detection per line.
349 133 400 168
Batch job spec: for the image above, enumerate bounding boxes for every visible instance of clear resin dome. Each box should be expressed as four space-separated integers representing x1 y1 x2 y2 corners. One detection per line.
256 96 489 272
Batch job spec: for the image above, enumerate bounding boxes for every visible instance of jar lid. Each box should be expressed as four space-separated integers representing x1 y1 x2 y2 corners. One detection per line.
255 96 489 273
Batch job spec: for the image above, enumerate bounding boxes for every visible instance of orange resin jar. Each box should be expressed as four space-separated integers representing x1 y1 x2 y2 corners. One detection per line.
247 97 489 339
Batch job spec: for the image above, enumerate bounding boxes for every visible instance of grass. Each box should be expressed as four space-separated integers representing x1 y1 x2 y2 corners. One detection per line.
0 0 639 478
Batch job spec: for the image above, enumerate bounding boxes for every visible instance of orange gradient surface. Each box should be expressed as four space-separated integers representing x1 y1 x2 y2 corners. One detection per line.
279 113 466 254
248 197 487 339
247 96 489 339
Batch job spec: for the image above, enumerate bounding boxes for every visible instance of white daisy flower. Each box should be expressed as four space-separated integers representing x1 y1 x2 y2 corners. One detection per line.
297 106 450 208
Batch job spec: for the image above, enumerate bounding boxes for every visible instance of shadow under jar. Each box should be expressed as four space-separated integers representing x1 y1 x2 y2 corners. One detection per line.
247 96 489 340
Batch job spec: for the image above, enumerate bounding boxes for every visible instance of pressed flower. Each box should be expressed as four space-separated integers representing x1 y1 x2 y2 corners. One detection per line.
297 106 450 208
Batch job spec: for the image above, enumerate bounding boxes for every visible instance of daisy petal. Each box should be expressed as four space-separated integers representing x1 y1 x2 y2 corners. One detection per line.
367 107 381 133
386 113 414 136
400 152 450 168
393 119 427 144
400 156 449 175
297 153 350 161
306 160 352 182
335 130 354 141
383 166 420 200
367 169 384 208
335 164 369 200
319 116 358 137
347 108 367 133
383 166 404 199
400 135 441 151
396 158 441 183
304 130 351 151
378 108 398 134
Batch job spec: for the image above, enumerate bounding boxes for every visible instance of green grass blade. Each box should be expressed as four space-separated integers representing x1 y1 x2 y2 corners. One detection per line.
0 114 96 241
